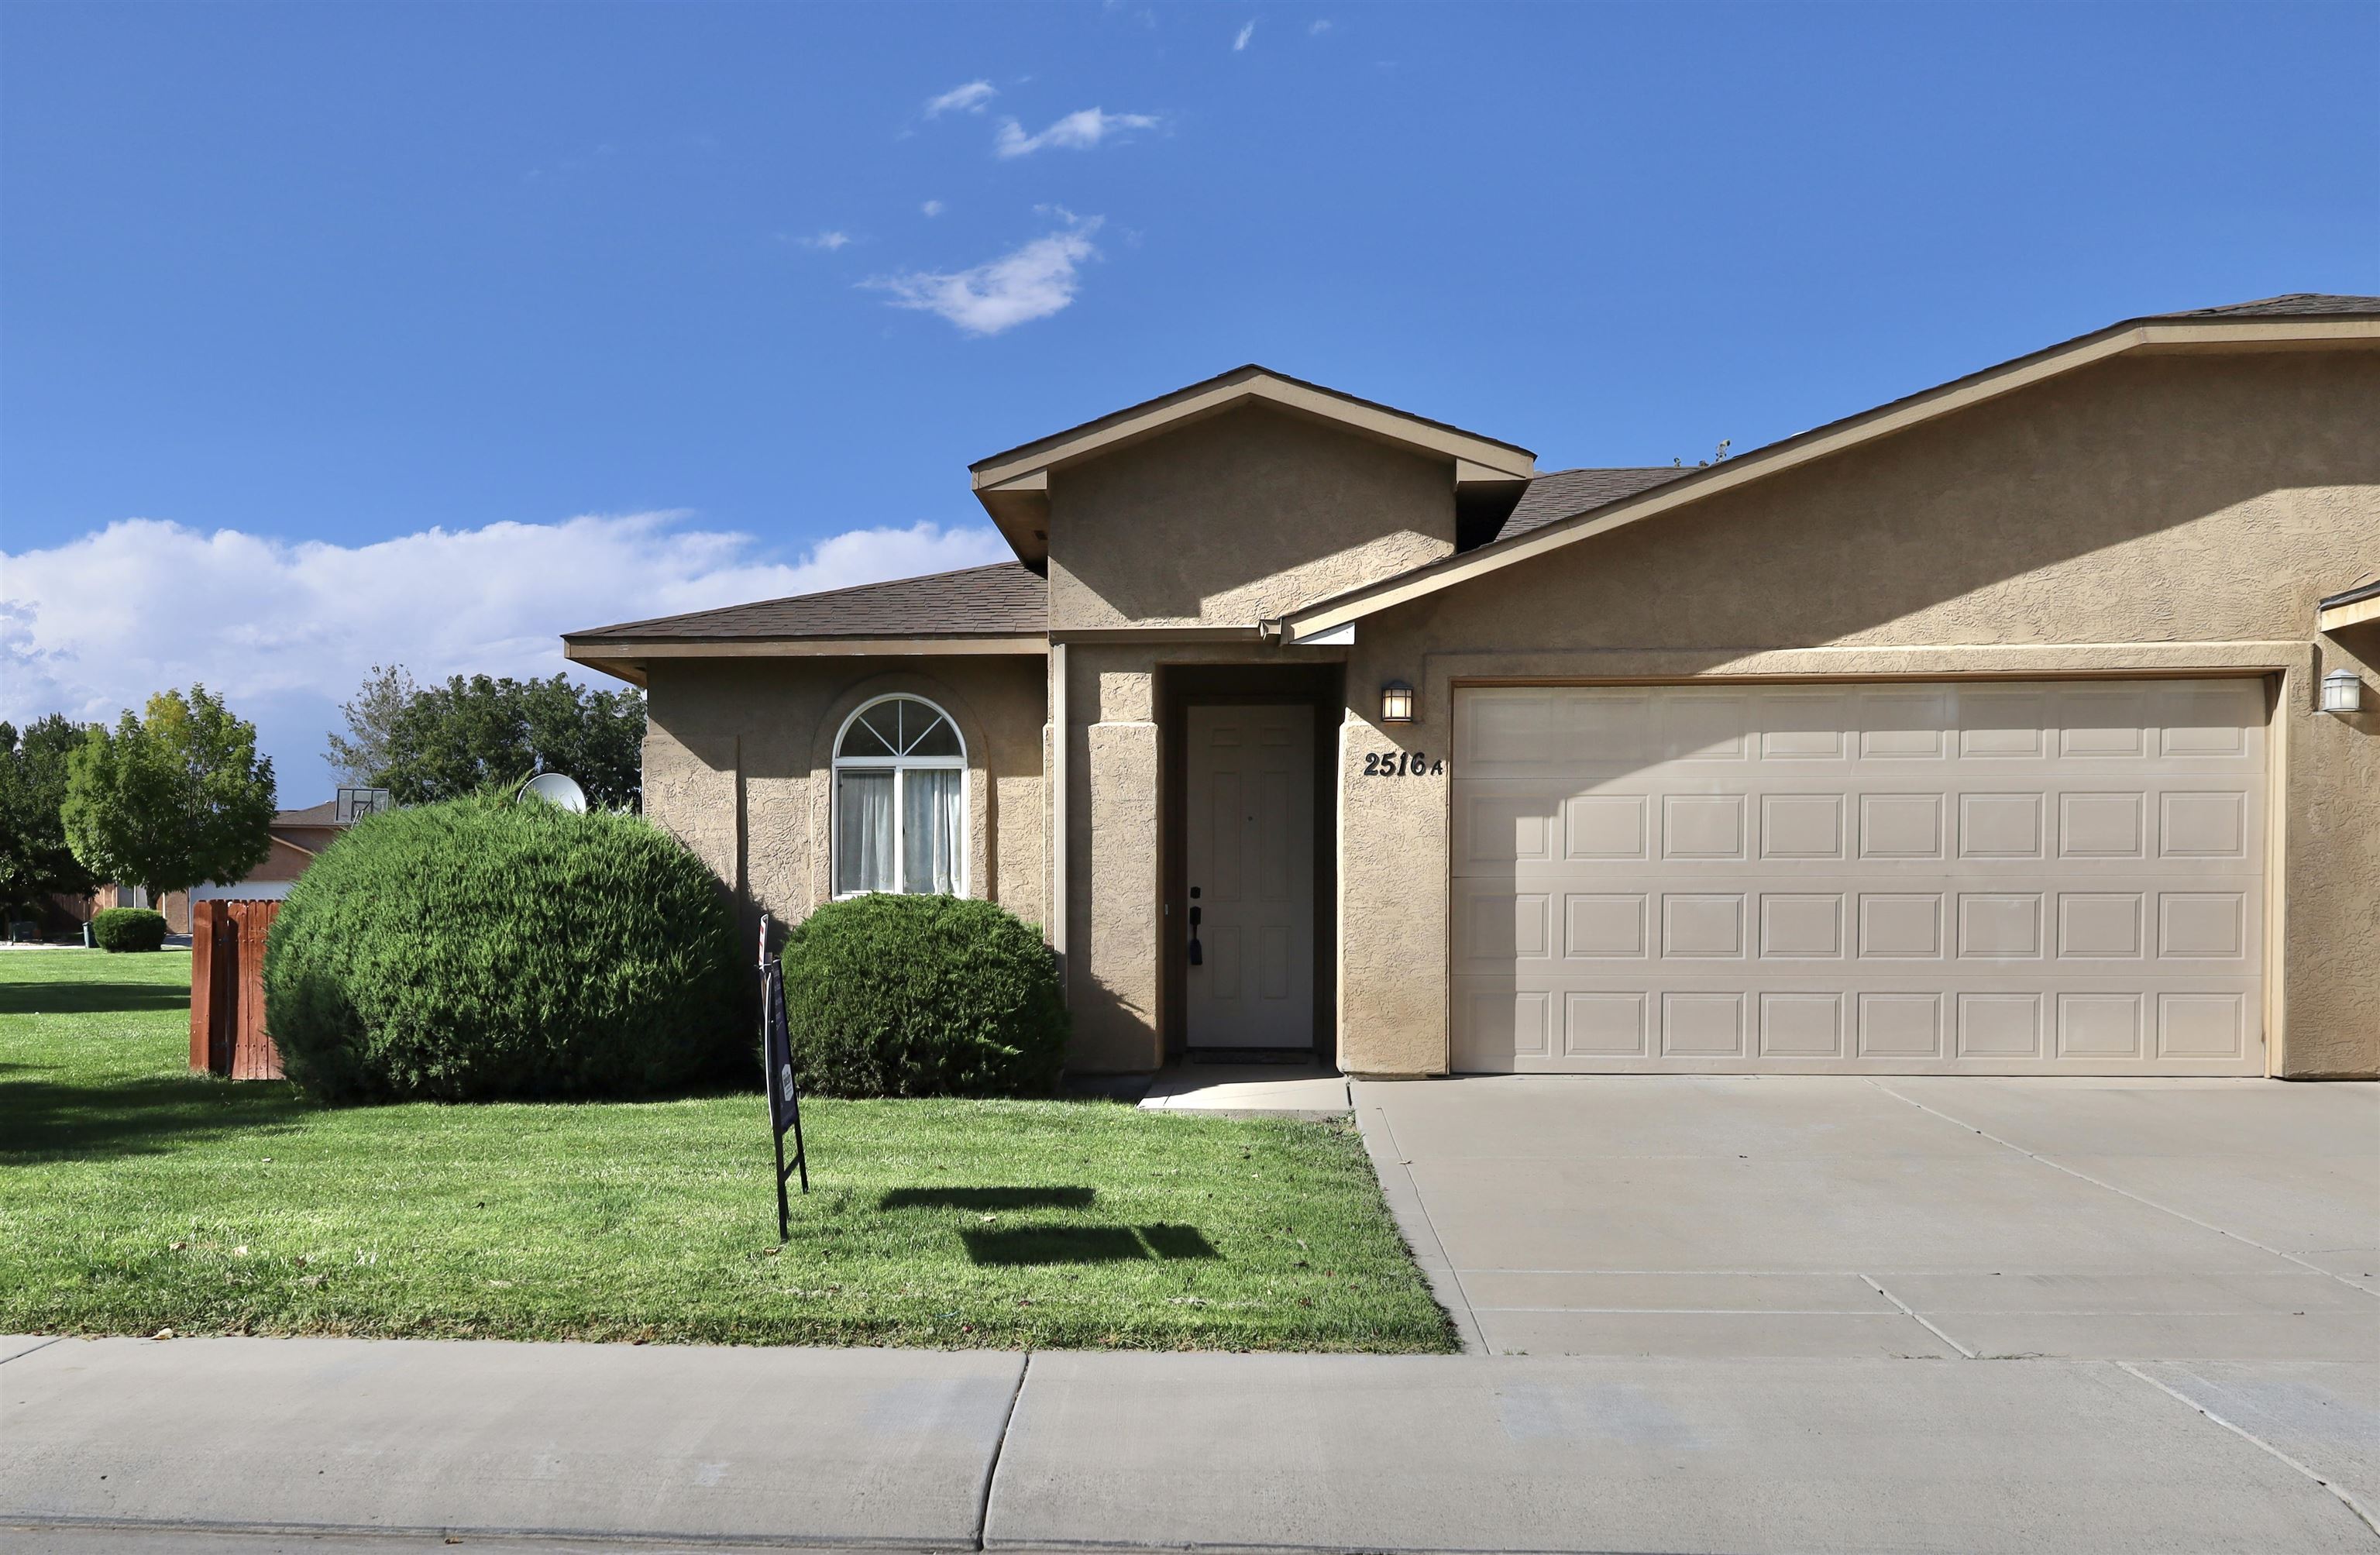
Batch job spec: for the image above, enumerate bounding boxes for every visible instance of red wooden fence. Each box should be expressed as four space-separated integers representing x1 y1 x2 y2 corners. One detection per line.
190 900 283 1080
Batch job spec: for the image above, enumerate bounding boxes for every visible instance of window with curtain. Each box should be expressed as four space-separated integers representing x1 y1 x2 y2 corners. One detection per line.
832 696 966 896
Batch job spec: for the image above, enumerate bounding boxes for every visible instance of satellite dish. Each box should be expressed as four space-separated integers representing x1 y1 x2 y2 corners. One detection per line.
518 771 589 813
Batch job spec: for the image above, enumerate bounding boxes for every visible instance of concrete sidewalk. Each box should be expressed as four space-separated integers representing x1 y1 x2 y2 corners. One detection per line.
7 1333 2375 1553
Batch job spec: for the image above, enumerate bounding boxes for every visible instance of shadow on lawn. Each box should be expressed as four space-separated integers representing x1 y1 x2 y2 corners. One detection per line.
961 1223 1219 1266
0 1072 309 1161
878 1185 1097 1212
0 980 193 1017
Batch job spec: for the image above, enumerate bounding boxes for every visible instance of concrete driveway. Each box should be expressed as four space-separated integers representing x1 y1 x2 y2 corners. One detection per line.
1355 1074 2379 1362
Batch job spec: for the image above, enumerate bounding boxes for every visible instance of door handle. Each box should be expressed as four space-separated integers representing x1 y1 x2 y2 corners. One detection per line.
1187 888 1202 967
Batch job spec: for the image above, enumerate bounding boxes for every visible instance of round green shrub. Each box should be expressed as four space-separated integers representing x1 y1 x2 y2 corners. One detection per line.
91 907 168 953
264 796 743 1102
781 893 1068 1098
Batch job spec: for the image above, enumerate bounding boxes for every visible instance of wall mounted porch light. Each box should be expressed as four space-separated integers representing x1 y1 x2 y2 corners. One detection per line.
2320 668 2365 715
1380 680 1416 724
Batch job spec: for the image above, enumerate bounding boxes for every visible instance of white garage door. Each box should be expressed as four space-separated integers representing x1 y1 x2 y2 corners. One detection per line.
1450 680 2267 1075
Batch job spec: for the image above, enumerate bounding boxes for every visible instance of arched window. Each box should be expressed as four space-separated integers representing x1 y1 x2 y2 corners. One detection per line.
832 694 966 896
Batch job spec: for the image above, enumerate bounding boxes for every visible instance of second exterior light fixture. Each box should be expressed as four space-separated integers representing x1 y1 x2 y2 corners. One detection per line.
1380 680 1416 724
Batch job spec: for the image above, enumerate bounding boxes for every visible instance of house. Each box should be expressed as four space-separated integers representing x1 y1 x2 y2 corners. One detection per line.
184 793 380 908
78 791 386 934
566 296 2380 1081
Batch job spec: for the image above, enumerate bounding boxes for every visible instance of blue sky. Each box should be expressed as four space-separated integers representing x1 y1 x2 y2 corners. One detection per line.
4 2 2375 790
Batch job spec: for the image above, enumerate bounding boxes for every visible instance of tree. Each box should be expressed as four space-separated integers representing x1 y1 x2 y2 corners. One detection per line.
325 663 418 788
335 669 644 810
62 686 277 903
0 714 99 913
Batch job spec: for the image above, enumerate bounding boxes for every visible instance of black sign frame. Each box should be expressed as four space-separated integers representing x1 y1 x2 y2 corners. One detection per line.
758 914 810 1239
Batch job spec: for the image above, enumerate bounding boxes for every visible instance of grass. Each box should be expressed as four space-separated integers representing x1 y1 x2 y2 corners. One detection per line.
0 948 1453 1351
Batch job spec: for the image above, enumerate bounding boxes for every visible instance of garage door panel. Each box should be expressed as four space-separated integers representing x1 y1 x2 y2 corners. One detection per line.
1450 682 2266 1075
2158 786 2257 862
1757 690 1853 760
2157 683 2261 759
1458 998 2261 1075
1457 973 2262 1075
1457 879 2261 973
1856 687 1955 760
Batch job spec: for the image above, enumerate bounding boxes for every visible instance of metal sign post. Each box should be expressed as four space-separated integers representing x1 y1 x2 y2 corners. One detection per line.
758 913 809 1240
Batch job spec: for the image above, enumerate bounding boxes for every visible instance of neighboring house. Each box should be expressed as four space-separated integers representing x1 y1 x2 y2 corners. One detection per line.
81 792 385 933
185 797 349 909
566 296 2380 1081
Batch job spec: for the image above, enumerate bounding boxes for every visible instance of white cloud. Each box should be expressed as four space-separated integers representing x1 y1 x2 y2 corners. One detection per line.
920 199 944 217
1309 19 1333 35
868 214 1103 336
1233 20 1255 50
800 230 852 250
925 80 996 117
1 514 1009 783
992 108 1159 158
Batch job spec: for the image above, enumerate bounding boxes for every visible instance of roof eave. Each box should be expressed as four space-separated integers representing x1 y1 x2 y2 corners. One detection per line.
972 470 1051 564
2316 579 2380 634
1279 313 2380 643
563 633 1050 686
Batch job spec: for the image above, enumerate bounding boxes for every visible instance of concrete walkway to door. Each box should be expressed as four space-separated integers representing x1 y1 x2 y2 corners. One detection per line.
1354 1073 2379 1361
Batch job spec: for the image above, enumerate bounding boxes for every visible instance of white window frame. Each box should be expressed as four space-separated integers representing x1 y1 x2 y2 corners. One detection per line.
830 693 968 898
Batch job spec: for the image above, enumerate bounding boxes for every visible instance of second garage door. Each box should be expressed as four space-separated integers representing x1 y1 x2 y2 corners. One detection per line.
1450 679 2267 1075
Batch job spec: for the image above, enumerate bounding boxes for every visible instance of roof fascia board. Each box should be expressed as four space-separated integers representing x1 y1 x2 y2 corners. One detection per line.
1281 318 2379 642
970 373 1536 492
1051 624 1265 643
563 635 1049 661
2317 594 2380 632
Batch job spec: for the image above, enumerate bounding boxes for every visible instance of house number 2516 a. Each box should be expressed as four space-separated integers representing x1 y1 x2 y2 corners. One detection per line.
1363 752 1444 777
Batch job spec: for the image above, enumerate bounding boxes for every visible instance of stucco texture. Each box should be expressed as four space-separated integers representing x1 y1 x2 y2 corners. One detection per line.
1064 648 1160 1072
1340 346 2380 1079
641 655 1048 940
1049 404 1454 631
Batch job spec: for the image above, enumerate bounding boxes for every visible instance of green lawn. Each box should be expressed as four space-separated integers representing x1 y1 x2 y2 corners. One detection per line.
0 949 1452 1351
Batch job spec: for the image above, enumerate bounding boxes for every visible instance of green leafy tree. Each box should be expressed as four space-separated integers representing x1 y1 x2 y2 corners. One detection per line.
348 670 644 810
0 714 99 913
62 686 277 903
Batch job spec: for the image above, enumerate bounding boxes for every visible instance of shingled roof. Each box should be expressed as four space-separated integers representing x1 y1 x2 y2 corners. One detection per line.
569 561 1047 642
1488 467 1693 547
2151 293 2380 319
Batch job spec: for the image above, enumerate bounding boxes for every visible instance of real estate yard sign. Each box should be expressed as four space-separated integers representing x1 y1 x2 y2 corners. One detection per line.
758 914 809 1238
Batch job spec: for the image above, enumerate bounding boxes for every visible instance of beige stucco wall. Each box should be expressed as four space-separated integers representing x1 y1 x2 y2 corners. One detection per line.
641 655 1049 938
1339 346 2380 1079
1066 648 1161 1071
1048 404 1456 630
